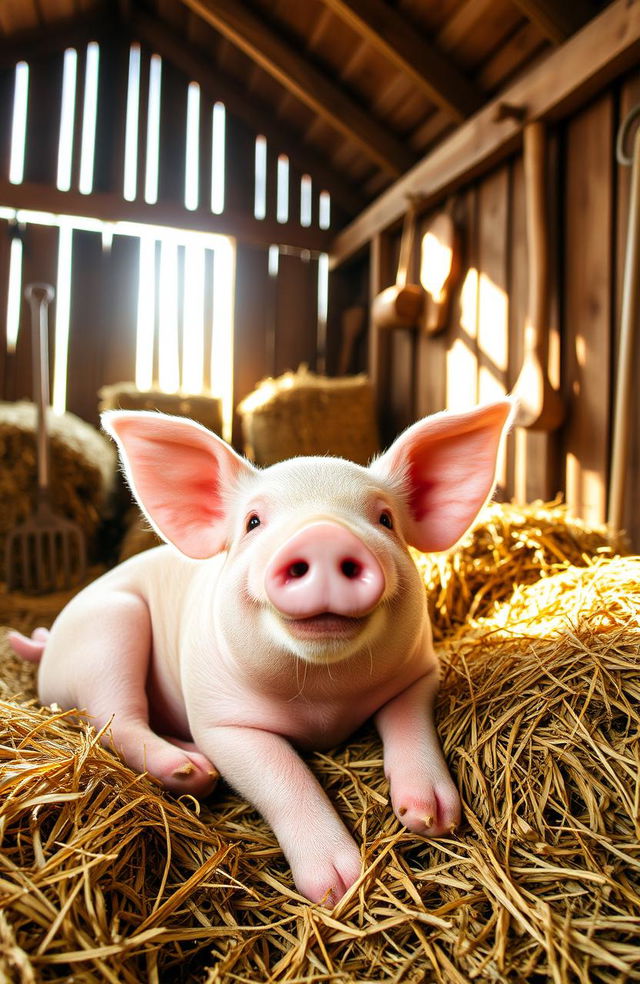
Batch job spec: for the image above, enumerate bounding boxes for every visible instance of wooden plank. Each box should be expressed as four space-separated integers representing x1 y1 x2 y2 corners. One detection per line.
93 36 129 195
319 0 481 120
509 151 558 504
66 228 104 423
445 188 479 413
101 233 139 389
368 231 394 445
415 210 446 420
223 110 256 219
23 50 63 187
232 242 273 449
130 5 365 216
8 223 58 405
510 0 596 45
563 95 613 525
178 0 416 177
273 252 318 376
476 167 509 495
0 178 334 252
330 0 640 268
156 56 187 207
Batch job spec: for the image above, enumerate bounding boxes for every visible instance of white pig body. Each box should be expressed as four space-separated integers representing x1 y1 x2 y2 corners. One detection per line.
10 402 512 905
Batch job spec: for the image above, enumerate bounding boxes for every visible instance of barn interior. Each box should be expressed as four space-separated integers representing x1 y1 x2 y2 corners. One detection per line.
1 1 640 981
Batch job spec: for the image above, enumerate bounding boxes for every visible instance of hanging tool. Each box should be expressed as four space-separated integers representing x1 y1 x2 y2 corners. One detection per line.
608 105 640 533
371 199 425 331
5 283 86 594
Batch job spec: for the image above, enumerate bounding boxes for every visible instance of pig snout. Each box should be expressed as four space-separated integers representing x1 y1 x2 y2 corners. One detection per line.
264 522 385 619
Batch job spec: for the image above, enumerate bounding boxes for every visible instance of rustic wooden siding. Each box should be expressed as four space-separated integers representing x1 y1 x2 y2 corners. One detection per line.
329 66 640 547
0 36 328 432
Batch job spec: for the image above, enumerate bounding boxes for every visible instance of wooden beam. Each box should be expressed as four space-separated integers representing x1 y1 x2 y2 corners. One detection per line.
320 0 481 121
0 10 115 67
0 180 332 253
330 0 640 269
129 7 366 217
178 0 416 178
510 0 596 45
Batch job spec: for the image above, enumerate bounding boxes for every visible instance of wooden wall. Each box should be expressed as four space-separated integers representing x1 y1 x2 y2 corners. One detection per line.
328 66 640 548
0 35 331 440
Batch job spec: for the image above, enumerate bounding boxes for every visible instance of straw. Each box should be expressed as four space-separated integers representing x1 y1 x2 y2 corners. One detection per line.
0 501 638 982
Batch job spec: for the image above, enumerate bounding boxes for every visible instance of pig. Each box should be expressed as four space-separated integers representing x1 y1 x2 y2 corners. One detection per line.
9 399 512 905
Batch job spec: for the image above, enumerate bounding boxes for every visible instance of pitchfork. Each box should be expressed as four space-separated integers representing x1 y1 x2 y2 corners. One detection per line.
5 283 86 593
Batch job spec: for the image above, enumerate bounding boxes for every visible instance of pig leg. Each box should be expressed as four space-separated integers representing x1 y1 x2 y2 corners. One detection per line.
375 671 460 836
39 592 216 797
195 725 362 905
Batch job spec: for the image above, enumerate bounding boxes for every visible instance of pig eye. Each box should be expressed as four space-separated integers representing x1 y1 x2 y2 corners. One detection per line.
379 510 393 530
246 514 261 532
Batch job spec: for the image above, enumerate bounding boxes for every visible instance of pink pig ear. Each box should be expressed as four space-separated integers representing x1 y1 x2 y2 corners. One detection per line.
102 411 256 559
372 400 513 552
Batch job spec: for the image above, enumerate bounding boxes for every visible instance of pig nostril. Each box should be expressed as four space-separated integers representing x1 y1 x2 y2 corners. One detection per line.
341 559 361 579
288 561 309 579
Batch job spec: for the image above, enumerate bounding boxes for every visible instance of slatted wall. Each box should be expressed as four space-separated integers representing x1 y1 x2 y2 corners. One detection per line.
329 67 640 548
0 35 331 442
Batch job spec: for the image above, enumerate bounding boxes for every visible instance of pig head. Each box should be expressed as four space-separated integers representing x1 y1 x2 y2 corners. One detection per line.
12 400 511 905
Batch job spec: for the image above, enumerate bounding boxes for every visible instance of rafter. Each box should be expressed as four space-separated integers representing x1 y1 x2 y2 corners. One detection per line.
320 0 481 121
330 0 640 268
129 7 366 217
0 179 333 253
178 0 416 178
510 0 596 44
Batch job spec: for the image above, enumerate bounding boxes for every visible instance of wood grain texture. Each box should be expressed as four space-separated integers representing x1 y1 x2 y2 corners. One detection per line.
331 0 640 267
179 0 416 177
563 95 613 525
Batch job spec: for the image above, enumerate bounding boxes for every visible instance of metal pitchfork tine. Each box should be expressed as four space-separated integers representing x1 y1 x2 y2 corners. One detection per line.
5 283 87 594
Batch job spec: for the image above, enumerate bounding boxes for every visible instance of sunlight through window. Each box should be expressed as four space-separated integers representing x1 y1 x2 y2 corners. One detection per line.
211 101 226 214
144 55 162 205
254 135 267 220
185 82 200 211
123 44 141 202
79 42 100 195
9 62 29 185
6 235 23 352
57 49 77 192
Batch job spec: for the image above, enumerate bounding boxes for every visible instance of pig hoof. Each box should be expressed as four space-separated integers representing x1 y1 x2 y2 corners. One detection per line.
394 781 461 837
294 845 362 907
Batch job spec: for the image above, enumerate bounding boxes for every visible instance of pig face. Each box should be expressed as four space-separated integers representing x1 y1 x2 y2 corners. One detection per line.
214 454 423 666
103 400 512 673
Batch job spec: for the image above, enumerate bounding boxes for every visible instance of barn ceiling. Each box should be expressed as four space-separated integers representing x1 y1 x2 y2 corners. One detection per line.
0 0 609 219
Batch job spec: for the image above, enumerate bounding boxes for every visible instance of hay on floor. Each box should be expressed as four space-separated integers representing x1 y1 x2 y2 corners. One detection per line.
0 402 117 562
0 502 638 983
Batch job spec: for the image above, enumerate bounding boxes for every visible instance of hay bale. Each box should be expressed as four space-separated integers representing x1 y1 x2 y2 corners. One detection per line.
0 402 116 564
236 366 379 466
99 383 223 436
0 503 638 982
415 498 624 640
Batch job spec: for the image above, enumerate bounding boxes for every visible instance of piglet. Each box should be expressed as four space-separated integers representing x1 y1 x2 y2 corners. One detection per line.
9 400 511 904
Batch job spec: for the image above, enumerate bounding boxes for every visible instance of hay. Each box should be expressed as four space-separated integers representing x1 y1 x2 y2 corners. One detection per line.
415 499 624 641
98 384 223 437
0 503 638 983
236 366 379 466
0 402 117 563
